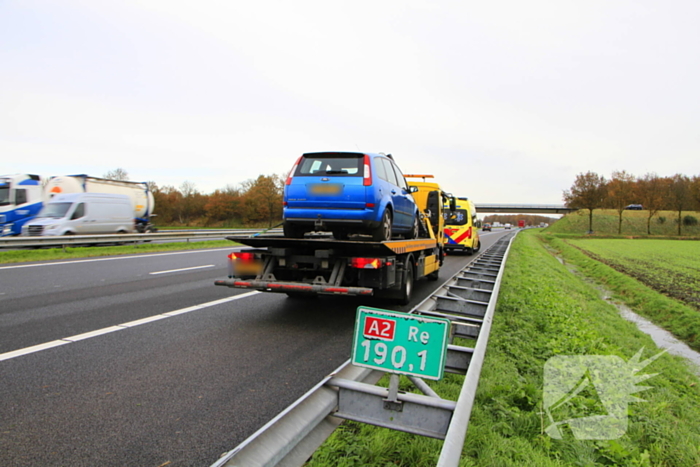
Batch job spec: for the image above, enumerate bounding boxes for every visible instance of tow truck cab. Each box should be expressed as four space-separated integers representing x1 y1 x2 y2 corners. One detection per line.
404 174 455 246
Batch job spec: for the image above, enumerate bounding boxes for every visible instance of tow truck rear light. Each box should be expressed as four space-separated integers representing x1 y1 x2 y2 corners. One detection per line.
362 154 372 186
285 156 302 186
350 257 384 269
229 252 256 262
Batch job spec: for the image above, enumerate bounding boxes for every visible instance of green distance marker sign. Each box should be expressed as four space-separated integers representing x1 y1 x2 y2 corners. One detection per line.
351 307 451 381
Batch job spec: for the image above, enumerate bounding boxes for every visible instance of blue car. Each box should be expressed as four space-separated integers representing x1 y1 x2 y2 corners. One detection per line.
283 152 420 241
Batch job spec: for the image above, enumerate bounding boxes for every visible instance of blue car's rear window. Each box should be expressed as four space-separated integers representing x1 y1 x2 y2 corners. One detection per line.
296 155 362 177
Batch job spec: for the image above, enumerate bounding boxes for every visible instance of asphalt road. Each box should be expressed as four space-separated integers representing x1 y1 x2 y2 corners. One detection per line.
0 230 510 467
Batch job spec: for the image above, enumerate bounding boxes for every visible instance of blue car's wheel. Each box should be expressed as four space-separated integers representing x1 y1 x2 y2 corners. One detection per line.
371 209 392 242
407 214 419 239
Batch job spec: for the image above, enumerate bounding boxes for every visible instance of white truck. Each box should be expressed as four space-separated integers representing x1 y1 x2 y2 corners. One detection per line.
0 174 47 236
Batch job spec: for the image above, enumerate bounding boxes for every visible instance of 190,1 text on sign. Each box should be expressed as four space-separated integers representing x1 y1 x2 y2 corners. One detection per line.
351 307 450 380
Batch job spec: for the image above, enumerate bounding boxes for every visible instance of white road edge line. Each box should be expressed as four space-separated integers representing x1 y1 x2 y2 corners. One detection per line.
0 247 240 270
149 265 215 275
0 291 259 362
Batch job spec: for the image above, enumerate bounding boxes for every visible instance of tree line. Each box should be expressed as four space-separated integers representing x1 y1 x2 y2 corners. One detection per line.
103 169 285 228
563 171 700 235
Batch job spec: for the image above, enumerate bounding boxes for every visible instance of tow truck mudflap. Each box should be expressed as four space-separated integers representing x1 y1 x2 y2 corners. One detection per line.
214 279 374 296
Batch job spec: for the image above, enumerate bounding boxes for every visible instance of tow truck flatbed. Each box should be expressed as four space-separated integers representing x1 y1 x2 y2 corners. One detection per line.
216 235 442 304
225 235 438 257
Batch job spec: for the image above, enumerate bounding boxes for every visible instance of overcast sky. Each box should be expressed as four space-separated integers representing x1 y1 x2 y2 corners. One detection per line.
2 0 699 205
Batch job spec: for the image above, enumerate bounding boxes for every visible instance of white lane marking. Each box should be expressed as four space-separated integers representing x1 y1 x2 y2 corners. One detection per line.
0 340 69 361
0 291 259 362
64 326 124 342
0 247 240 270
149 265 215 275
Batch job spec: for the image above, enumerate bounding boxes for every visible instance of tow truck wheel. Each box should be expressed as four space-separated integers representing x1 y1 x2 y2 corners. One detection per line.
398 263 414 305
371 209 392 242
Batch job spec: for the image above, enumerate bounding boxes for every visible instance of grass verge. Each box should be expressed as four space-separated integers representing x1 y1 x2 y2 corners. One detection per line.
542 235 700 353
0 240 237 264
306 230 700 466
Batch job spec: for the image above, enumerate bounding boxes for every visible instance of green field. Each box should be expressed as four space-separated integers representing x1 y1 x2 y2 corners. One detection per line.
307 231 700 466
566 238 700 311
548 209 700 237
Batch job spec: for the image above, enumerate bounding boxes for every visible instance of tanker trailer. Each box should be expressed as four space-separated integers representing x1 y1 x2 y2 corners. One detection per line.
44 175 157 233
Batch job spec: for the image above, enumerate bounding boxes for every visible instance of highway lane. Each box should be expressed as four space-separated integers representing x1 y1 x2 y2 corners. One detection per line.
0 247 245 354
0 230 510 466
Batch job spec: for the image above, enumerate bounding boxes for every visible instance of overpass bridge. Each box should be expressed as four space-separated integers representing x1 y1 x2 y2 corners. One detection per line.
474 204 574 214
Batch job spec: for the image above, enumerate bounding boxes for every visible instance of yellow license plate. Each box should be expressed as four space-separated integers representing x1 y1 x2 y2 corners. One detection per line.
310 184 342 195
232 262 263 276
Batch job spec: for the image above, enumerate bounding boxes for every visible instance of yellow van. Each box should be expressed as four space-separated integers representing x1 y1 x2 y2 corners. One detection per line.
443 197 480 255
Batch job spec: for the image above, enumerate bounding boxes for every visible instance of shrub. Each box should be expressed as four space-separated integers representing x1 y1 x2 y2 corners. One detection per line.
683 215 698 226
656 216 666 224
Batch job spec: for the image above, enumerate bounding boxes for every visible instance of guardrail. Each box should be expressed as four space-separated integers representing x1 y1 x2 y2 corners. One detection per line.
0 229 282 249
212 232 517 467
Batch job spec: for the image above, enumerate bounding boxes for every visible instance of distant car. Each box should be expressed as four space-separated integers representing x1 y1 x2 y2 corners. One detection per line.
625 204 643 210
482 223 492 231
504 223 512 229
283 151 420 241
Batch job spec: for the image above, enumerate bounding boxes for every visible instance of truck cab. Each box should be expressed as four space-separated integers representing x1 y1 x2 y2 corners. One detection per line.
404 174 456 248
0 174 45 236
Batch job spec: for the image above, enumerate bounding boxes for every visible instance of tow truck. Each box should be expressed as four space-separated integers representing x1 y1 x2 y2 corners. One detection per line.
215 176 455 305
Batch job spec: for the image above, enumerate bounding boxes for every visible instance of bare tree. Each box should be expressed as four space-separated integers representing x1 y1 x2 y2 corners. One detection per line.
605 170 636 234
668 174 692 235
103 168 129 180
563 171 607 233
691 175 700 212
178 181 203 225
636 173 667 234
